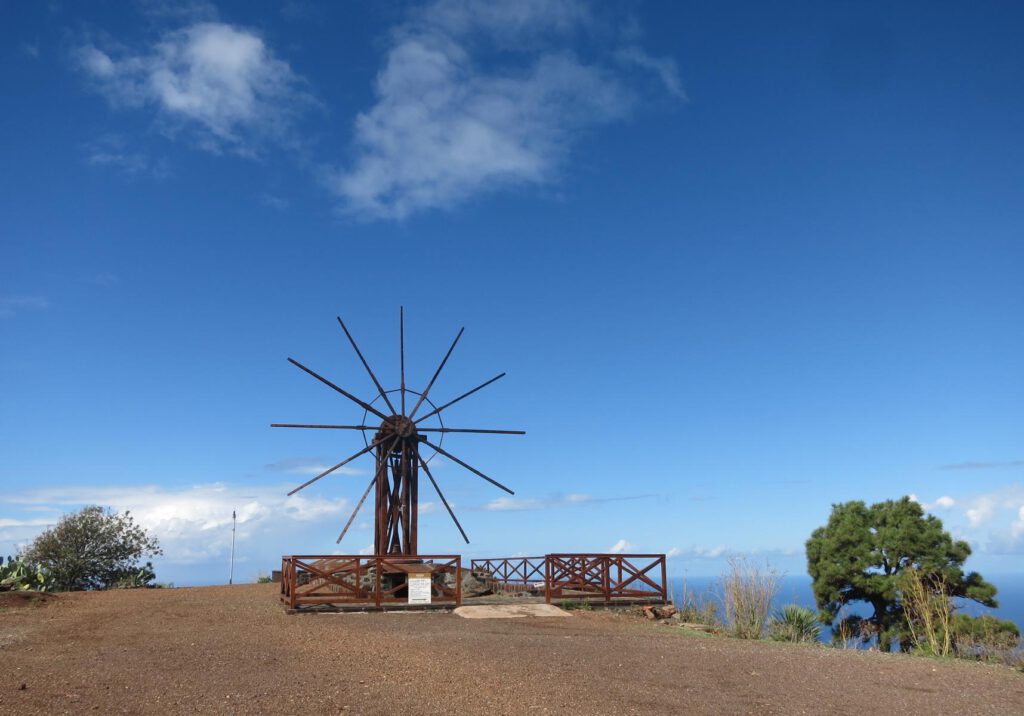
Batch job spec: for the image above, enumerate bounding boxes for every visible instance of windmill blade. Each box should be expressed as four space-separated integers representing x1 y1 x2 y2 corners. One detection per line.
408 327 464 420
417 428 525 435
287 358 389 422
418 454 469 544
337 316 398 415
420 438 514 495
287 436 387 496
336 475 376 545
337 436 399 544
400 306 406 415
414 372 506 424
271 424 373 430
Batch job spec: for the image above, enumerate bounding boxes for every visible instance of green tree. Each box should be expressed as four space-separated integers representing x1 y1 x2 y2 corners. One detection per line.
21 506 162 591
806 496 996 652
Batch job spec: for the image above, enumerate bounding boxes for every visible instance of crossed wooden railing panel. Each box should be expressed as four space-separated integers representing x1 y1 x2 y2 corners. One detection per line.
472 554 667 604
280 555 462 609
470 557 545 590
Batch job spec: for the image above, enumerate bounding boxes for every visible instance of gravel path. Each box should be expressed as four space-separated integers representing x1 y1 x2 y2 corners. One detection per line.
1 584 1022 715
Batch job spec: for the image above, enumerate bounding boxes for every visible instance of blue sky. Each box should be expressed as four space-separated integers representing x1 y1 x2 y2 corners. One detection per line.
2 0 1022 586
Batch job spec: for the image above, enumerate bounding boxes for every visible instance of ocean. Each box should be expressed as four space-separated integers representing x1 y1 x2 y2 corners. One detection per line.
669 573 1024 640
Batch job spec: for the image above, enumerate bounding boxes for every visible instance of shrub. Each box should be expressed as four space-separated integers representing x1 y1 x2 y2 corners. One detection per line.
952 613 1022 668
21 506 162 591
900 567 955 656
676 585 721 628
719 556 780 639
768 605 822 643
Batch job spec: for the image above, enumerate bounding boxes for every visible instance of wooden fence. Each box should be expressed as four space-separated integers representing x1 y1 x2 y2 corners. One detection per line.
280 555 461 610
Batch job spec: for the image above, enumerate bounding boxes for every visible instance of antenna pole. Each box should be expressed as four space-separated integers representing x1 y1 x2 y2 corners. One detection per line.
229 509 236 585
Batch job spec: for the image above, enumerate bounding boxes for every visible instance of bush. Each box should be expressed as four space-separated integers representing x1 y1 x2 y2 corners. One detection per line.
952 614 1022 667
768 605 822 643
719 556 780 639
0 555 53 592
676 585 721 628
900 567 955 656
21 506 162 591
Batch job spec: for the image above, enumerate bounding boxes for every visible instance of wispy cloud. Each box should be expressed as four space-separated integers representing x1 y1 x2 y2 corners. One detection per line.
328 0 681 219
81 272 119 287
83 135 171 178
939 460 1024 470
0 296 49 317
481 492 655 512
75 22 314 156
265 456 364 478
261 193 290 210
21 42 40 59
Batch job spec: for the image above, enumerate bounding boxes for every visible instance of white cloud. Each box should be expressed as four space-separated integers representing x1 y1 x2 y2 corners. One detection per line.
0 296 49 317
329 0 680 219
75 23 312 155
1012 506 1024 540
608 538 633 554
911 494 956 511
0 482 349 564
666 546 681 558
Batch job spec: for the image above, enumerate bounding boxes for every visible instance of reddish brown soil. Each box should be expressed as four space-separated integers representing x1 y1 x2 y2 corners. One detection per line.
1 584 1022 714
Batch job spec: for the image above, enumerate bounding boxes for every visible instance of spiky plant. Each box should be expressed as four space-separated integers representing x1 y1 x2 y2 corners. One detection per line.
767 604 822 643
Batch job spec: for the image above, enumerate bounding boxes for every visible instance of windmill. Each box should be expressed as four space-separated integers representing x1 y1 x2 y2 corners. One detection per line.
272 308 524 556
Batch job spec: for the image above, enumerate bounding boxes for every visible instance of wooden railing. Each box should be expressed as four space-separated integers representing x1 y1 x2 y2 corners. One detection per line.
544 554 667 604
472 554 667 604
470 557 545 592
280 555 461 610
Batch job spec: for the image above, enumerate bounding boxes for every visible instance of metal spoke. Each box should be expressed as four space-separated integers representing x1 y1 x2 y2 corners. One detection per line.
420 438 514 495
287 436 386 496
337 436 399 544
337 316 398 415
408 327 464 420
271 424 373 430
336 476 375 545
399 306 406 416
287 358 389 422
417 428 525 435
414 373 506 424
418 454 469 544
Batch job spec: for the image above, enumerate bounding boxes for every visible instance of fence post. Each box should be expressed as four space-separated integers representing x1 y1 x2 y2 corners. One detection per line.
660 556 668 604
544 555 551 604
374 556 382 609
456 557 462 606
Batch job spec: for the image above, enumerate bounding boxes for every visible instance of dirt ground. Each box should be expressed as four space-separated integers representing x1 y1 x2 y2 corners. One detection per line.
1 585 1022 715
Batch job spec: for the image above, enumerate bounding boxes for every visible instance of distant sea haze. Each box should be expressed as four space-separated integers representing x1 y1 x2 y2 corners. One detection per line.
670 574 1024 638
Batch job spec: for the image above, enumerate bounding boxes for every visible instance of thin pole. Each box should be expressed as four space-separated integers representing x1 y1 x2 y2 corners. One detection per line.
229 510 236 585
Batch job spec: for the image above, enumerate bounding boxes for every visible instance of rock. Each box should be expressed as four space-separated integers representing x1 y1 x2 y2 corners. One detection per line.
653 605 677 620
460 570 493 598
642 605 657 620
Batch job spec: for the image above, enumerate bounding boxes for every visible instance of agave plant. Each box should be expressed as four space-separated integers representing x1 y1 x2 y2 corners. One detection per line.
767 604 822 643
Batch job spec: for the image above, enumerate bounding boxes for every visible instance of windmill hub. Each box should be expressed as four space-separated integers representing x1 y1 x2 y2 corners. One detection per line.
382 415 417 439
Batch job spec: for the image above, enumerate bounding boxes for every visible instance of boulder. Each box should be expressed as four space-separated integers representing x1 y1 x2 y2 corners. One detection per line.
461 570 493 598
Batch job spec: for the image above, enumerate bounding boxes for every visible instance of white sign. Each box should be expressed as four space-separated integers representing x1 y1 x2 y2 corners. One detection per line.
408 575 432 605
